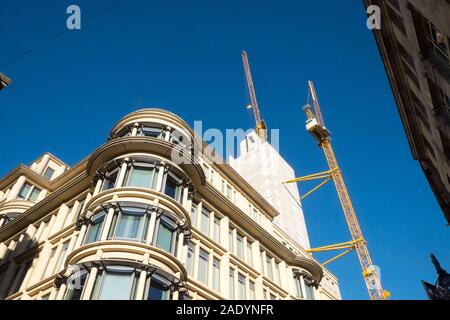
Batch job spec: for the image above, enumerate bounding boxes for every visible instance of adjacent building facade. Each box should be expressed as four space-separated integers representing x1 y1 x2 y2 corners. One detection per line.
0 109 340 300
364 0 450 222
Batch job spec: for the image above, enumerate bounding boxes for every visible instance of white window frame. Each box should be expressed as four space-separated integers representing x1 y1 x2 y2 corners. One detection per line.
17 182 41 202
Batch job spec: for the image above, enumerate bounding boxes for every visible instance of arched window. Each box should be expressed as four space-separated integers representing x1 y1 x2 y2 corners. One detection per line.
95 156 192 206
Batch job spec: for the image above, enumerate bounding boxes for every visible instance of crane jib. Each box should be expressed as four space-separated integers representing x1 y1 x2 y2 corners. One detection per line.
294 81 389 300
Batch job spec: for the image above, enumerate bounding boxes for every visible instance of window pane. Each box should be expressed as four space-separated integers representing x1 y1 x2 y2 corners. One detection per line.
156 220 174 253
43 167 55 180
276 264 281 285
305 283 314 300
229 229 234 252
190 204 197 227
266 257 273 280
147 276 170 300
198 248 209 284
236 234 244 259
28 188 41 202
226 185 232 199
213 258 220 291
142 127 162 138
246 243 253 266
43 248 57 278
96 267 135 300
200 208 210 235
127 167 154 188
103 170 119 191
54 242 70 273
18 183 31 199
229 268 235 299
115 209 145 240
238 273 246 300
249 281 255 300
84 213 106 244
186 242 195 277
213 217 220 243
295 277 303 298
164 174 179 200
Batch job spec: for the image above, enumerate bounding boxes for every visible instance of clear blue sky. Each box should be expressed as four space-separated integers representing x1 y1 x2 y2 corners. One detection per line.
0 0 448 300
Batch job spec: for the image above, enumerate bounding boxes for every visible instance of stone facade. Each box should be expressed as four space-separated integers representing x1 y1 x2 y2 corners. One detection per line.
364 0 450 222
0 109 340 300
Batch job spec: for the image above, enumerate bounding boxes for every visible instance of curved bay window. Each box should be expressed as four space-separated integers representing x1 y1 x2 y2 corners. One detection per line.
111 122 191 147
92 265 138 300
82 202 187 256
95 156 193 204
108 205 150 242
63 261 186 300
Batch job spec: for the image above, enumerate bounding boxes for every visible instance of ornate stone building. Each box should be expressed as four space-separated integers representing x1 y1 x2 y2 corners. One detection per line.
0 109 340 300
364 0 450 222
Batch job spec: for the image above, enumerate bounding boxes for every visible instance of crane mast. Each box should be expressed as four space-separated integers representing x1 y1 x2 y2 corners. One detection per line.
241 51 267 142
286 81 389 300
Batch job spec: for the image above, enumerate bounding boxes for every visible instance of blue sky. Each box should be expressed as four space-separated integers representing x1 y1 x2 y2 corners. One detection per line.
0 0 448 300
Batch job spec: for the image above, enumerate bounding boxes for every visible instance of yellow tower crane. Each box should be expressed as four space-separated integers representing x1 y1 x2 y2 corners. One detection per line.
241 50 268 142
284 81 390 300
